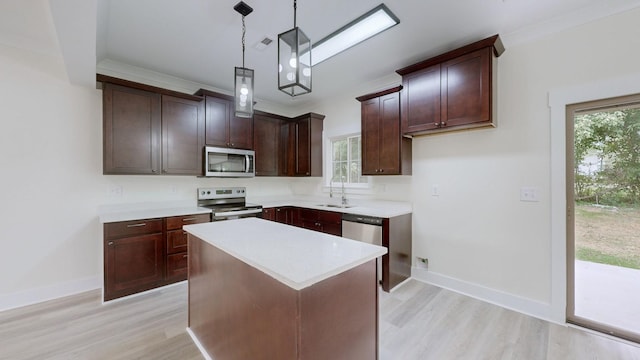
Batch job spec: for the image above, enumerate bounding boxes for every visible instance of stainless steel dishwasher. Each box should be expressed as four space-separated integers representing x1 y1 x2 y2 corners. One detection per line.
342 213 383 283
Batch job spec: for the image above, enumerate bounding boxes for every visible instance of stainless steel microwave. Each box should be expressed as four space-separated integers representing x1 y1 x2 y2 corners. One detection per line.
204 146 255 177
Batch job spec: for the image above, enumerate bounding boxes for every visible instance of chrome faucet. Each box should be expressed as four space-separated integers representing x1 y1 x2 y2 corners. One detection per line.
341 176 348 206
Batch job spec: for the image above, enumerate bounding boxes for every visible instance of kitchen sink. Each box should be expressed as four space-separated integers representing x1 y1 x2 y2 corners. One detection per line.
317 204 355 209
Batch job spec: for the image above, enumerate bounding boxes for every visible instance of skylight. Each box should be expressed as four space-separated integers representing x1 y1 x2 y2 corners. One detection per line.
311 4 400 66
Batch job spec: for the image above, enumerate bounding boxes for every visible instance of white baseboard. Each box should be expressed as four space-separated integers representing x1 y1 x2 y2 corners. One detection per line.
412 267 554 322
187 328 212 360
0 276 101 312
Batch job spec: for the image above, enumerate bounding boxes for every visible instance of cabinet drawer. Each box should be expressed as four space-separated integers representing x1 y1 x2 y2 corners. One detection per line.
166 252 188 282
165 213 210 230
166 229 188 254
104 218 163 240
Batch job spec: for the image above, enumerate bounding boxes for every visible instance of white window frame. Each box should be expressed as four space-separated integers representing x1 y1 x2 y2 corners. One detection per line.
325 134 371 190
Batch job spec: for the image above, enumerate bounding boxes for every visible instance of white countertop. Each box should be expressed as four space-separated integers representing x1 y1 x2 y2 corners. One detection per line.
100 206 211 223
184 218 387 291
98 197 411 223
256 198 412 218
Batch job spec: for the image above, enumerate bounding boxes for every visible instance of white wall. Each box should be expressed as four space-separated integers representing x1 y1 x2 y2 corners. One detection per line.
306 7 640 321
0 43 293 311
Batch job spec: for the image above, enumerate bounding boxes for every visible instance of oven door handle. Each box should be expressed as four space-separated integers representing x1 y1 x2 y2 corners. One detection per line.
213 208 263 217
245 155 250 173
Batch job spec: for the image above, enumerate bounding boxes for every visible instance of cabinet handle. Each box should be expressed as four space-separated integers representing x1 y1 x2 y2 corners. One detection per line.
182 217 197 222
183 254 188 259
183 231 187 235
230 143 235 147
276 209 281 212
108 241 114 246
441 121 447 127
151 169 157 173
127 223 146 228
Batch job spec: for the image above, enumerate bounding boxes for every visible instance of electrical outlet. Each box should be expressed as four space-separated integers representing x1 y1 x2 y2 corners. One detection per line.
109 185 123 198
520 187 540 202
416 257 429 269
431 184 439 197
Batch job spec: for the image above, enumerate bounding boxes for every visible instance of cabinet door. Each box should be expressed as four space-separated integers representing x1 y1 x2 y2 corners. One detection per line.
294 115 323 177
103 83 161 174
161 95 205 175
229 113 253 150
295 117 311 176
378 92 401 174
441 47 491 128
361 97 381 175
401 64 441 134
254 114 281 176
104 233 165 301
204 95 230 147
262 208 276 221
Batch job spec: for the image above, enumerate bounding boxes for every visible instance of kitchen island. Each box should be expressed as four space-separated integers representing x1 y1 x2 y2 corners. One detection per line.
183 217 387 360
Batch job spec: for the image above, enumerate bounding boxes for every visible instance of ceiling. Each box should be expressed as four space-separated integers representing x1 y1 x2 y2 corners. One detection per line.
3 0 640 108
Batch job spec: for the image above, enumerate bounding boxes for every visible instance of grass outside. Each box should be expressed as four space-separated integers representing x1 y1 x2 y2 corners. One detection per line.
575 203 640 270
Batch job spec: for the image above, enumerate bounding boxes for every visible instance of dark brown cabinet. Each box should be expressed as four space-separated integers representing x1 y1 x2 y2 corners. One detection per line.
104 218 165 301
262 206 296 225
254 111 323 177
101 76 205 176
103 83 162 174
296 208 342 236
104 213 210 301
357 87 411 176
396 34 504 136
281 113 324 177
253 111 286 176
196 90 253 150
164 213 210 282
161 95 205 175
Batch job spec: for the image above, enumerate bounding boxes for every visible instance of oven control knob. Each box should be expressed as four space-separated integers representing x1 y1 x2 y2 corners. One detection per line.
207 191 211 194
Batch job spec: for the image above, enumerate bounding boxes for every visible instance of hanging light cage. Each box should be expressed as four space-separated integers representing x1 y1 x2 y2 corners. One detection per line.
234 1 254 118
278 27 312 96
234 67 254 118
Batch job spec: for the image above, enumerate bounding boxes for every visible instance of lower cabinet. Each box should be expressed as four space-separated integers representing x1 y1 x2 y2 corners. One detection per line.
263 206 297 225
296 208 342 236
263 207 340 235
164 214 211 283
103 213 210 301
104 219 165 301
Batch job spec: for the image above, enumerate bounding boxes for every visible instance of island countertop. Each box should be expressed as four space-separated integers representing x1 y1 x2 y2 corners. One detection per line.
183 217 387 291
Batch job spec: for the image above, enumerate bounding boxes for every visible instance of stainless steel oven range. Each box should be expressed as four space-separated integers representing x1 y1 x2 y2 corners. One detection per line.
197 187 262 221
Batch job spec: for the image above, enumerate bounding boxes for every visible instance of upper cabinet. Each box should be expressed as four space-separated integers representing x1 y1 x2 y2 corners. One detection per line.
103 83 162 174
357 87 411 175
161 95 205 175
101 75 204 176
253 111 286 176
396 34 504 136
281 113 325 177
195 89 253 150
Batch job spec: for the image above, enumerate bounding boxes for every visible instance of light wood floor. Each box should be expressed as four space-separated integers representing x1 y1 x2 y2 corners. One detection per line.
1 279 639 359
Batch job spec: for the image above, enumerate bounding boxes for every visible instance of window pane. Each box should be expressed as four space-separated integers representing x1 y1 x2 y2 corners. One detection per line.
330 135 365 186
349 137 360 159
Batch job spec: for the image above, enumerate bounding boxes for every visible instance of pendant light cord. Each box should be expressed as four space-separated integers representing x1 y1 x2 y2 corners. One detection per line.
293 0 297 28
241 15 246 68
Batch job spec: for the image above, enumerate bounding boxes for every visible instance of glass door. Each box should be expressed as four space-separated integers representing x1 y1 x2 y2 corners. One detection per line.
567 95 640 343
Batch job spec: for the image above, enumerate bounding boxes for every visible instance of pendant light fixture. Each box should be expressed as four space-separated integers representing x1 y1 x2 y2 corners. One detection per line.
278 0 311 96
234 1 254 118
